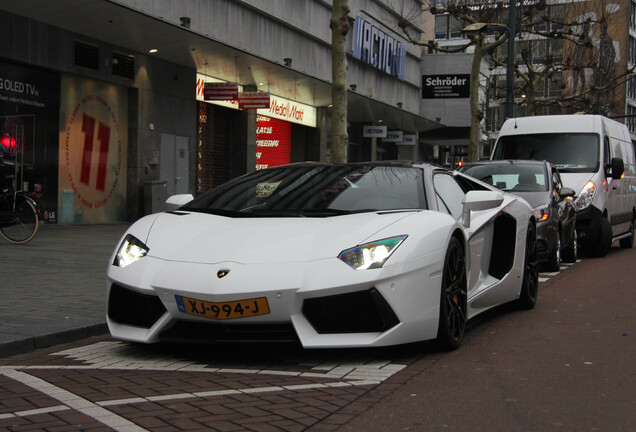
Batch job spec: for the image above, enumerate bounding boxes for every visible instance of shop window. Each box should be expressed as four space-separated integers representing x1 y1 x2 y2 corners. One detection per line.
74 40 99 70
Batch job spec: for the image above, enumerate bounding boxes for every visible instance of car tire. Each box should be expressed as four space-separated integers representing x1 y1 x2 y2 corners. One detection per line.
517 223 538 310
589 217 612 257
436 236 467 351
619 219 634 249
544 230 561 272
562 229 578 263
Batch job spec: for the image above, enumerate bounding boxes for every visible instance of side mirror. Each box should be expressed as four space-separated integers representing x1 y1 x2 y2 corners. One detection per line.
165 194 194 210
462 190 504 227
606 157 625 180
558 187 576 199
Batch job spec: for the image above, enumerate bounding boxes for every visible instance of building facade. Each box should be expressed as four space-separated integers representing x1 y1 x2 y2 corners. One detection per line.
0 0 438 224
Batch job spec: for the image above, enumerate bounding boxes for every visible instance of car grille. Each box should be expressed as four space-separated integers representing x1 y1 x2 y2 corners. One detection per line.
108 284 167 328
302 288 399 333
158 321 299 344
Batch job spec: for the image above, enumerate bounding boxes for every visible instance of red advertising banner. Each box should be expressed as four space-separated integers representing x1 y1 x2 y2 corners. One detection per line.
239 92 271 109
204 82 239 101
256 115 290 170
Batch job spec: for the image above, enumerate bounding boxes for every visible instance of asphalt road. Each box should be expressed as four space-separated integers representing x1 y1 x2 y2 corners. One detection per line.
338 245 636 431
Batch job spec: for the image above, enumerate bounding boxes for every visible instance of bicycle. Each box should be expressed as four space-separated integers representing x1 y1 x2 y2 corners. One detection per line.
1 171 39 245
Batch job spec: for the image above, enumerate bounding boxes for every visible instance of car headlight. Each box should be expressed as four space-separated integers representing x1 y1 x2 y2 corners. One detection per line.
113 234 149 267
532 206 549 222
574 181 596 211
338 235 407 270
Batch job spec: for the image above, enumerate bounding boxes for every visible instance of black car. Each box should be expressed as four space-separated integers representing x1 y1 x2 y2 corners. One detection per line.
460 160 577 271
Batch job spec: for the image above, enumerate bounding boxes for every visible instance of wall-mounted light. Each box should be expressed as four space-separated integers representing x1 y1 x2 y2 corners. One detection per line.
149 48 158 53
105 56 119 67
397 102 403 108
349 84 357 91
180 17 191 28
283 58 292 67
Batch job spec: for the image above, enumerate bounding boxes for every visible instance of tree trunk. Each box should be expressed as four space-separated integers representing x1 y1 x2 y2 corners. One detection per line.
469 43 484 162
330 0 349 163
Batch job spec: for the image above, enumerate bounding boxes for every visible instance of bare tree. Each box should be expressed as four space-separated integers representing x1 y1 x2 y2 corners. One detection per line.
330 0 350 164
397 2 509 162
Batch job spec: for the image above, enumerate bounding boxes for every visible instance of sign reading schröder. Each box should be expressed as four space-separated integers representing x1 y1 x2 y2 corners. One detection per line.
422 74 470 99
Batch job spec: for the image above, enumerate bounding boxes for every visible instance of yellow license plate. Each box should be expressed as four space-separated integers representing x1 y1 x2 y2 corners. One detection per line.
175 295 270 320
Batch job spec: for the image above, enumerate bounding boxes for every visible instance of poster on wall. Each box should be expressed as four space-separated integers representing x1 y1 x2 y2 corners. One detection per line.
58 76 127 223
256 115 291 170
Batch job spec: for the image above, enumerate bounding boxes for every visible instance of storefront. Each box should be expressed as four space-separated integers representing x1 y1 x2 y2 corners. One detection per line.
0 61 60 223
195 73 318 194
0 60 130 224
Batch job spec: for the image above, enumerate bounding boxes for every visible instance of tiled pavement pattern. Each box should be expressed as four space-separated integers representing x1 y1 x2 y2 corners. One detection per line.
0 335 438 432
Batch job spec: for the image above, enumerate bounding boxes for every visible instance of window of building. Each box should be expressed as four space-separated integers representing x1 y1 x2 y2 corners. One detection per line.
549 38 563 64
631 1 636 31
434 13 464 39
630 36 636 65
628 74 636 100
548 72 563 97
627 105 636 133
435 14 448 39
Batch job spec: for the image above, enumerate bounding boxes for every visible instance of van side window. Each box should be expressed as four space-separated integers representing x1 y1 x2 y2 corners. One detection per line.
604 136 611 165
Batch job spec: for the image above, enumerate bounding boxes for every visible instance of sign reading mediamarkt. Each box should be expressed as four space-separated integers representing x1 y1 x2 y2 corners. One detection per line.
259 95 316 128
196 73 317 128
422 74 470 99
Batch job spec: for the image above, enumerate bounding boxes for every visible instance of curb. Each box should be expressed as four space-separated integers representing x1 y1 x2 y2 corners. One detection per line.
0 323 108 359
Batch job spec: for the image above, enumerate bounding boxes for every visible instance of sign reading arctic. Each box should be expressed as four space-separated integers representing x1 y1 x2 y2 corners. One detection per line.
422 74 470 99
353 16 406 80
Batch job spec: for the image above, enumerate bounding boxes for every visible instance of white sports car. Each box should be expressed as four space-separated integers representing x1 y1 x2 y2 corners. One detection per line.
107 162 538 350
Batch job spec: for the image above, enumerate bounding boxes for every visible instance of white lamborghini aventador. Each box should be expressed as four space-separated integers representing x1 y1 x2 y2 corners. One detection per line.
107 162 538 350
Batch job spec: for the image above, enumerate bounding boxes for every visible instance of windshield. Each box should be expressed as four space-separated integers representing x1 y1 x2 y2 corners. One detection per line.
493 133 599 173
463 163 548 192
182 164 427 217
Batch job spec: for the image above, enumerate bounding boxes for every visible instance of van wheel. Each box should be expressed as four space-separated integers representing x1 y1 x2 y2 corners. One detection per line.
619 219 634 249
590 217 612 257
544 230 561 272
562 230 578 263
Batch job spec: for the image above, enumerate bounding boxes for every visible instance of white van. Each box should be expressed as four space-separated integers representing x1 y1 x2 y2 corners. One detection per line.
491 114 636 257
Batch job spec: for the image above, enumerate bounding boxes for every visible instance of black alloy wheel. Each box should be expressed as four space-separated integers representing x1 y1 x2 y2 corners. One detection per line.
517 223 539 310
562 229 578 263
436 236 467 351
544 229 561 272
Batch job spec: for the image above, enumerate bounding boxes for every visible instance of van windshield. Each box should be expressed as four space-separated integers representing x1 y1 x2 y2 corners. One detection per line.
493 133 599 173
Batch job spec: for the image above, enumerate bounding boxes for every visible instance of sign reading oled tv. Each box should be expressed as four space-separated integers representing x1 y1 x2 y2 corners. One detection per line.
422 74 470 99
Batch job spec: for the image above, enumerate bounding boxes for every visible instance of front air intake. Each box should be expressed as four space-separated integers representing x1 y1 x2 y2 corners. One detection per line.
108 284 166 328
303 288 399 333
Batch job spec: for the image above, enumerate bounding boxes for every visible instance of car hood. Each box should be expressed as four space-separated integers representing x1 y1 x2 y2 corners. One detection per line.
507 191 549 209
142 210 417 264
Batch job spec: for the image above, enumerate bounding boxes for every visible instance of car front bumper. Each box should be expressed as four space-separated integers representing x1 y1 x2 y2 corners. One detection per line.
106 252 444 348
